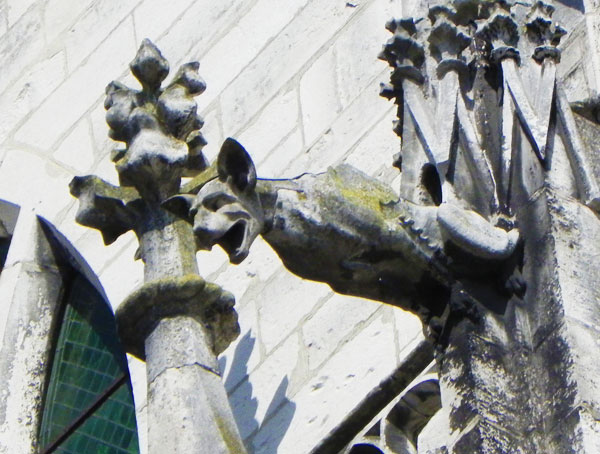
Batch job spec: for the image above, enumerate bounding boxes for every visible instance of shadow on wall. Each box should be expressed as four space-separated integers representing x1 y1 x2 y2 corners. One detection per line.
220 332 296 453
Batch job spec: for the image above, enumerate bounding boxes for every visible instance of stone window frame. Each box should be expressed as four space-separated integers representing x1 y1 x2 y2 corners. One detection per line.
0 208 139 454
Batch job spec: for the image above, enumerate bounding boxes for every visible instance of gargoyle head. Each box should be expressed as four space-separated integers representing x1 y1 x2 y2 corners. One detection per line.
164 139 265 264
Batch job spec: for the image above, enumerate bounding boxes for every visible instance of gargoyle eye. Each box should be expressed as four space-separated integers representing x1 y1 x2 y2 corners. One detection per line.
202 193 237 212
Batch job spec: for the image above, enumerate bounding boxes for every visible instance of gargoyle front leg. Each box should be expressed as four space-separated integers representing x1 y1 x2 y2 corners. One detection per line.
436 203 520 260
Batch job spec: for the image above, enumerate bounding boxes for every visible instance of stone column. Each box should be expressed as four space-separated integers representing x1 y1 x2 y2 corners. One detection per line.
117 275 244 454
70 40 246 454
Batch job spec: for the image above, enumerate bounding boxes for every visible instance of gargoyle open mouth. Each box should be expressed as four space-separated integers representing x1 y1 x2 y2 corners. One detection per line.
218 220 248 263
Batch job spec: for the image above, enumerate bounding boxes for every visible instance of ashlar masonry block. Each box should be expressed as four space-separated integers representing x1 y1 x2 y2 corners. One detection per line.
133 0 196 45
220 298 262 393
197 0 309 111
53 119 96 173
258 127 304 177
15 18 136 150
0 50 66 145
153 0 243 72
333 0 390 108
219 0 362 134
0 6 45 95
260 314 398 454
288 72 390 175
238 87 299 163
229 332 300 439
0 149 73 215
302 293 382 370
63 0 138 72
6 0 36 27
300 46 340 145
257 270 331 353
43 0 95 45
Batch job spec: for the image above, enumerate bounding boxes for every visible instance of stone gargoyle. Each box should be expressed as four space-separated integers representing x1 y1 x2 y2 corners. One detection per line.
164 138 520 325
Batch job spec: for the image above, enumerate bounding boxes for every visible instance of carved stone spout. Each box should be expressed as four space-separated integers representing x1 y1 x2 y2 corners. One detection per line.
165 138 520 329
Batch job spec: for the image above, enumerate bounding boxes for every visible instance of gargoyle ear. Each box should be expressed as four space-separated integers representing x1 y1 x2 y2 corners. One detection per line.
217 138 257 192
162 194 196 221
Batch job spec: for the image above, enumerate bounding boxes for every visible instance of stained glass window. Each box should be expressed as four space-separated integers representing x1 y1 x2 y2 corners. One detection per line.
38 274 140 454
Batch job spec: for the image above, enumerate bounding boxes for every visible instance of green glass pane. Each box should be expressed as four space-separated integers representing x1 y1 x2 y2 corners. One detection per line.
51 383 140 454
39 275 139 453
0 236 11 270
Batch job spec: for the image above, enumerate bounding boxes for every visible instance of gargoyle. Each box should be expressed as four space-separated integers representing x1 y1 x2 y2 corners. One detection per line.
164 139 519 323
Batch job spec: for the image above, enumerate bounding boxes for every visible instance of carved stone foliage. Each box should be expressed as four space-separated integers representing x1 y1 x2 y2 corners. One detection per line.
69 40 240 358
70 39 211 247
379 0 600 217
105 39 208 200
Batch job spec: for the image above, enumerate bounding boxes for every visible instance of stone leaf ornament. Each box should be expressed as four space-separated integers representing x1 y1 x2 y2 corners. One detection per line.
105 38 208 200
70 39 210 245
69 40 240 359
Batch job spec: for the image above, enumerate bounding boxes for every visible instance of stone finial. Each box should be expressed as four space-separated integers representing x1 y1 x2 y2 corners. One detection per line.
378 18 425 86
70 40 214 247
525 1 566 62
428 20 471 63
69 40 241 359
476 9 520 62
105 39 208 201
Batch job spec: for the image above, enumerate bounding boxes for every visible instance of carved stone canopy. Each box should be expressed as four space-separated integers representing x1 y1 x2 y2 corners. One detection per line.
379 0 600 217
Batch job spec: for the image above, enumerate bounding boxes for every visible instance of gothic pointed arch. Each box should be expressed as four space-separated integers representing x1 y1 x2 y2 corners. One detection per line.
0 209 140 454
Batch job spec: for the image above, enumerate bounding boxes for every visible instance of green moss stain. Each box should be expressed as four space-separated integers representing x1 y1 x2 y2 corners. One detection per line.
327 166 398 225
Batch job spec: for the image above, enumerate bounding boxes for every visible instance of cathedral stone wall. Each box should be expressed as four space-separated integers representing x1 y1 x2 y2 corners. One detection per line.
0 1 430 453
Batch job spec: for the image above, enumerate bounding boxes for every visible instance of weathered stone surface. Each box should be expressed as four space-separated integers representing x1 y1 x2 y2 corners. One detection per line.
228 332 300 439
53 120 96 173
147 357 245 454
197 0 309 111
15 19 136 150
302 293 381 369
219 0 363 135
0 50 66 145
0 149 73 215
143 315 246 454
300 47 340 145
117 275 239 359
0 212 64 454
253 315 399 454
69 40 245 454
167 138 521 327
257 271 330 353
237 88 298 164
62 0 137 71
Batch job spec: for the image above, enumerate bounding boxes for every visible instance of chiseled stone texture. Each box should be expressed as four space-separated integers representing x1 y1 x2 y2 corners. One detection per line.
145 316 246 454
0 0 413 451
0 212 64 454
7 0 600 453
